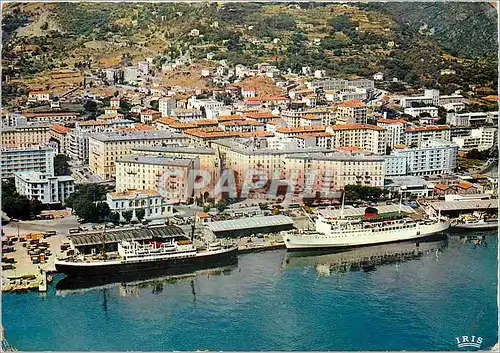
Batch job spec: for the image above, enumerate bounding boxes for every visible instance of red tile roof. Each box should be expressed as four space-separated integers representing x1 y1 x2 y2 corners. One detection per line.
276 126 326 133
51 124 71 134
331 123 384 131
377 119 406 125
339 99 366 108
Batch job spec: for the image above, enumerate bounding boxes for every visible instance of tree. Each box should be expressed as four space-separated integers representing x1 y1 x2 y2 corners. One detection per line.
1 180 44 220
122 210 133 223
83 100 98 113
65 184 110 223
108 212 120 225
216 200 227 213
54 154 71 176
150 100 159 110
344 185 387 202
136 208 146 221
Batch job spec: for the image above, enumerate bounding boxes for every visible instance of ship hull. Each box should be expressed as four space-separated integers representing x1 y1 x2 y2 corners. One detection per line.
452 222 498 231
284 221 450 250
55 247 238 277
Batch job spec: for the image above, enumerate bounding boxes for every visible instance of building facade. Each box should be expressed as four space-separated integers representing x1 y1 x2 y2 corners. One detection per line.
327 124 386 155
88 131 188 180
385 140 458 176
1 146 56 178
404 125 451 147
14 172 74 204
115 155 196 202
106 189 173 221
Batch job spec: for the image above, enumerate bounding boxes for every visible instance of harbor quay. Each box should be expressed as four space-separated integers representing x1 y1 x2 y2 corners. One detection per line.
1 212 294 292
2 196 497 293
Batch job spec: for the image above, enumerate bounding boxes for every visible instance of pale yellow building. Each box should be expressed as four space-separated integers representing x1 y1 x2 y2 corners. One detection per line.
131 145 220 192
283 153 385 195
88 131 188 180
115 155 197 203
1 124 51 149
326 124 386 155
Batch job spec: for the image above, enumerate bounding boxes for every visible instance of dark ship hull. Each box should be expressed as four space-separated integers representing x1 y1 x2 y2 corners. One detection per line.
55 247 238 278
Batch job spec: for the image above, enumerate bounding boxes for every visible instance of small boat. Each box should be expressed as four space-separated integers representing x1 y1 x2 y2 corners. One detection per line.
452 212 498 231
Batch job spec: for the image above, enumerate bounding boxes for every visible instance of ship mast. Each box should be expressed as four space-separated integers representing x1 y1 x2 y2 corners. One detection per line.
100 223 107 258
340 191 345 219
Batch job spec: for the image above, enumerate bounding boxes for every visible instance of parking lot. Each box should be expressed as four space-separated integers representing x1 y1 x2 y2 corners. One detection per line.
71 165 104 184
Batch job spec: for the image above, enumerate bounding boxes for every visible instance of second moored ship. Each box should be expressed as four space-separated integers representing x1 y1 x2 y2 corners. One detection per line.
282 205 450 250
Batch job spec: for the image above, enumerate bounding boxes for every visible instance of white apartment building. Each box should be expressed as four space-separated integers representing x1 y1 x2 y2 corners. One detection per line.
307 78 374 91
1 146 56 178
446 111 498 127
335 100 367 124
104 69 117 83
106 189 173 221
377 119 405 148
404 125 450 147
89 131 189 180
158 97 176 117
326 124 386 155
187 98 224 119
2 112 27 127
452 127 498 151
115 155 197 202
385 140 458 176
399 89 464 108
14 172 74 204
404 106 439 118
173 108 204 122
442 102 465 112
28 90 51 103
294 133 333 149
137 61 150 76
67 130 90 162
123 66 139 83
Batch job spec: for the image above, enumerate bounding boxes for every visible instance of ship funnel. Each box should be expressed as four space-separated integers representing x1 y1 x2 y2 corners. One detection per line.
364 207 378 218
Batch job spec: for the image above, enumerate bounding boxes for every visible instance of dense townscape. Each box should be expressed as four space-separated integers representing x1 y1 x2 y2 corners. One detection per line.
1 2 498 351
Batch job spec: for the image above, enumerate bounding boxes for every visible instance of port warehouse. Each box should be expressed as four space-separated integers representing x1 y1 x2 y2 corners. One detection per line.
430 199 498 217
204 215 295 238
67 216 294 253
67 225 186 254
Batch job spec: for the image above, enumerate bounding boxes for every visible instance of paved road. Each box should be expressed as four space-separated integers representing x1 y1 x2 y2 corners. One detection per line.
3 215 81 238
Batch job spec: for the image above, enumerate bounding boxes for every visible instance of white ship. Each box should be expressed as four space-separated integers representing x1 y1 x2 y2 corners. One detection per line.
283 197 450 250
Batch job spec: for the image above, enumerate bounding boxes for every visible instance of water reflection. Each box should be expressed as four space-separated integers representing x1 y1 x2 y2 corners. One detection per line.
282 235 449 276
56 262 238 296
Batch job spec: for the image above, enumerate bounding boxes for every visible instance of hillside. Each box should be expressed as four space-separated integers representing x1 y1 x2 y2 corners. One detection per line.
2 2 497 106
364 2 498 58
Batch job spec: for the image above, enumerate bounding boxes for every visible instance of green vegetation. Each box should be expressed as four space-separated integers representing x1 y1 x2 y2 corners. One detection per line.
1 2 497 104
122 210 133 223
65 184 111 223
344 185 389 202
1 180 44 220
135 208 146 222
54 154 71 176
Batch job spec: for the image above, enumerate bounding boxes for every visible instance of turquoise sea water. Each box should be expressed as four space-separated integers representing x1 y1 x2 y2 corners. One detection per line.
2 232 498 351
